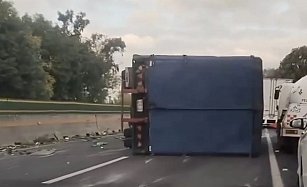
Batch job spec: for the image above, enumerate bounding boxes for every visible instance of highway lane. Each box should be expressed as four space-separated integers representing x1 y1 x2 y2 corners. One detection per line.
0 129 298 187
269 129 298 187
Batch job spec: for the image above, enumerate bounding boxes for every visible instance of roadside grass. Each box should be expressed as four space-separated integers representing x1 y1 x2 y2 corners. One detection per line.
0 99 130 113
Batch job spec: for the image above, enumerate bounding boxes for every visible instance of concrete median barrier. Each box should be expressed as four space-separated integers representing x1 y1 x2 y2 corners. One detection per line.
0 113 129 145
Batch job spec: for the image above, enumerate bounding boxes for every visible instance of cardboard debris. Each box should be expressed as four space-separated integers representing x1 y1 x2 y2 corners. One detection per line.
33 134 56 144
96 142 108 146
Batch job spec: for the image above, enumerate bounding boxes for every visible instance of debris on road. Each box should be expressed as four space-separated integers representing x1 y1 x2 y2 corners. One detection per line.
114 136 125 140
274 150 280 153
31 148 56 156
96 141 108 146
7 147 13 155
18 150 32 155
33 134 56 144
14 142 22 146
53 133 59 141
14 141 35 148
282 168 288 172
0 131 121 157
91 141 108 148
71 135 81 139
63 136 70 141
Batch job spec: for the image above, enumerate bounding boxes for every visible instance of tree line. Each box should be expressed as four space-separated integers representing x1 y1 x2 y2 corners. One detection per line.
0 0 125 103
264 46 307 82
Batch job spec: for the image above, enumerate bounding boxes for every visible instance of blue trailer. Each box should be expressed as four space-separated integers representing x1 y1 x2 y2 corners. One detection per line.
121 55 263 157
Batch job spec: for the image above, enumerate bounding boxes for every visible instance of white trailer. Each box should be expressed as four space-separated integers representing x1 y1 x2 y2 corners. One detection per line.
263 78 292 125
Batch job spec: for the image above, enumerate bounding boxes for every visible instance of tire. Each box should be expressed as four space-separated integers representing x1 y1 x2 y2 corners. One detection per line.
124 138 132 148
124 128 132 138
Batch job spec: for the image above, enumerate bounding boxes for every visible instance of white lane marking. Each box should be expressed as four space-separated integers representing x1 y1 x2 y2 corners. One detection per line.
41 156 129 184
145 158 153 164
265 129 284 187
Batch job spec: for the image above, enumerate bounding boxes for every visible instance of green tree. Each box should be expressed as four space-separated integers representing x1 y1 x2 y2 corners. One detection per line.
263 68 281 78
84 34 126 103
28 11 125 102
0 1 125 102
0 0 52 99
279 46 307 82
57 10 89 37
27 11 88 101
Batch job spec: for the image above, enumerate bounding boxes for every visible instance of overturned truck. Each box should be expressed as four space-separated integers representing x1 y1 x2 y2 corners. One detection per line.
121 55 263 157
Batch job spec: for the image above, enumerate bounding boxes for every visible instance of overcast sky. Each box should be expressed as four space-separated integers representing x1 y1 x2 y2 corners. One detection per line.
11 0 307 69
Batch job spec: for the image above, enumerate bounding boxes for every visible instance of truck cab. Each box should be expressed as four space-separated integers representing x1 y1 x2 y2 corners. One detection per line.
275 75 307 152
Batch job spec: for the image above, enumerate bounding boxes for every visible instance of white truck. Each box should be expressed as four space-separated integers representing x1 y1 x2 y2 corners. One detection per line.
263 78 292 126
275 75 307 152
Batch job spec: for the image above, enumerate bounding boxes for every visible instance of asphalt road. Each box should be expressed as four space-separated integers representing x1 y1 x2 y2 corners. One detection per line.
0 129 298 187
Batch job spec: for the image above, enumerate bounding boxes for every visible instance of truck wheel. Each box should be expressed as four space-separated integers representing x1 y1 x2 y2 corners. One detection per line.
124 128 132 138
124 138 132 148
